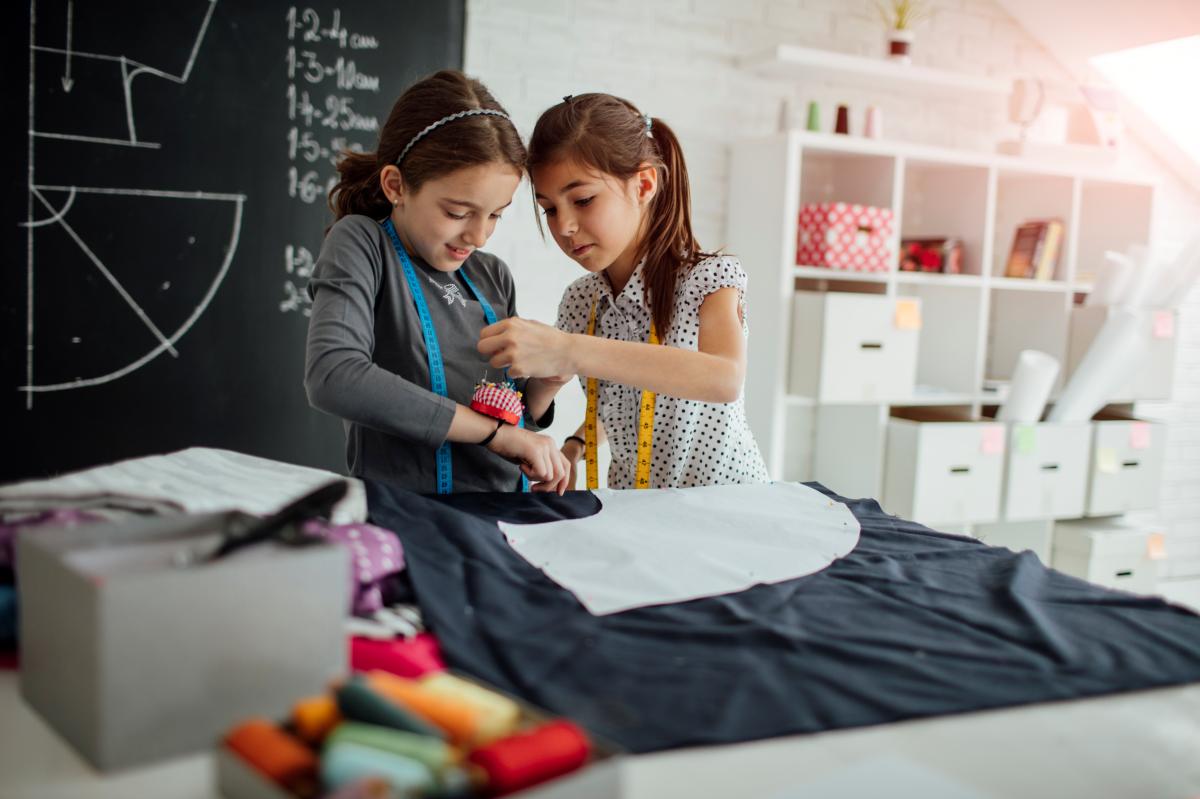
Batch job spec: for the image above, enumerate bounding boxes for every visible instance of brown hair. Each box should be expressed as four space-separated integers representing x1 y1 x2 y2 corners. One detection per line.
328 70 525 221
528 94 714 337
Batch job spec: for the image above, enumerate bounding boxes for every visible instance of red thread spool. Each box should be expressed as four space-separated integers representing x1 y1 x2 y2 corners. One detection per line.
467 720 591 795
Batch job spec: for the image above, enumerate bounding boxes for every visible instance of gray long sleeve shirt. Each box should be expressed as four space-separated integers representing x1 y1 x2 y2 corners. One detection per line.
305 214 552 493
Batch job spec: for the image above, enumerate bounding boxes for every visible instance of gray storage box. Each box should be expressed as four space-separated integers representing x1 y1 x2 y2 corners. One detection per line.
17 511 348 771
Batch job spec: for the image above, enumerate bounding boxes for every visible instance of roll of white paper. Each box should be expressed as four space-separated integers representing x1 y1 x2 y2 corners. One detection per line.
1048 309 1147 423
1085 251 1135 307
997 349 1060 423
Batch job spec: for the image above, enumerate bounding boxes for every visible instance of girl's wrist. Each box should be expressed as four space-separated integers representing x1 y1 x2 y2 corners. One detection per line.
563 332 584 375
562 436 585 462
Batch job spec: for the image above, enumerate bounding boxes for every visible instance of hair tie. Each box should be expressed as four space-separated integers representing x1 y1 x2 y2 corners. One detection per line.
562 95 574 105
643 113 653 137
396 108 511 165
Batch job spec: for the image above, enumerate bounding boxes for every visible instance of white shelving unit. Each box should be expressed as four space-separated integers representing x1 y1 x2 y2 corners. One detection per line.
726 130 1158 506
739 45 1010 97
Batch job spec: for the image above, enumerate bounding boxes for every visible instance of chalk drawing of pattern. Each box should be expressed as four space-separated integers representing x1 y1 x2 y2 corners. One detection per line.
22 0 245 406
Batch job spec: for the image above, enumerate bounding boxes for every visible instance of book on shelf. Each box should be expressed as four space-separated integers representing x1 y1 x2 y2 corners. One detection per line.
1004 219 1064 280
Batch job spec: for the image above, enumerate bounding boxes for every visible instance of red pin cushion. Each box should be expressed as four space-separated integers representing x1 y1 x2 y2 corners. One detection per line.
470 381 525 426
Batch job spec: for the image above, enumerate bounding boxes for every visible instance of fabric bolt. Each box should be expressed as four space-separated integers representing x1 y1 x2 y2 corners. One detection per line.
366 481 1200 754
350 633 446 679
556 256 769 488
305 215 553 494
0 448 367 523
499 483 859 615
303 519 405 616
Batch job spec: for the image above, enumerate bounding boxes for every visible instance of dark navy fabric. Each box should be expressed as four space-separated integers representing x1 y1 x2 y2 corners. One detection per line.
366 481 1200 754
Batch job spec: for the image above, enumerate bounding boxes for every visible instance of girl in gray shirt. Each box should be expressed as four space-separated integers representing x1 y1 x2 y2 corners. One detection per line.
305 71 568 493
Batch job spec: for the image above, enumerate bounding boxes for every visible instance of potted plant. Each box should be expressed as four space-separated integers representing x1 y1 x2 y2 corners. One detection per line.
874 0 931 64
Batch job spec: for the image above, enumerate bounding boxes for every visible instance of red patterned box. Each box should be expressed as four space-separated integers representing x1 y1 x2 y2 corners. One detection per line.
796 202 894 272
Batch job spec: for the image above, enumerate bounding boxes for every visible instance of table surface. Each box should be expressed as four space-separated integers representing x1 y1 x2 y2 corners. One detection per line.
3 669 1199 799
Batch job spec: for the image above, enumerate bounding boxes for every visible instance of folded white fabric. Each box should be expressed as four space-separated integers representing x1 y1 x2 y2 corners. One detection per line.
500 482 860 615
0 447 366 524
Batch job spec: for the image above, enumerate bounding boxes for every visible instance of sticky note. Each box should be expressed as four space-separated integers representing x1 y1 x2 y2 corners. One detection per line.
1015 425 1037 454
1146 532 1167 561
980 425 1005 455
894 299 922 330
1152 310 1175 339
1097 447 1119 474
1129 422 1151 450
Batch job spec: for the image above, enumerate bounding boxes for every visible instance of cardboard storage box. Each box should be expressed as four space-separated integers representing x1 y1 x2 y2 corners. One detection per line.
18 511 348 771
1085 412 1166 517
974 520 1053 563
796 202 894 272
789 291 921 402
883 408 1005 527
1053 517 1161 594
994 420 1091 522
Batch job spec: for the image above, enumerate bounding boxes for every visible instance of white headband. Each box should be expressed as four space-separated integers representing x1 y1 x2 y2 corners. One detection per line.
396 108 511 165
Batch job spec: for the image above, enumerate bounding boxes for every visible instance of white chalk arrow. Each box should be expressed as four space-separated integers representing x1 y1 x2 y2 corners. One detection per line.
61 0 74 92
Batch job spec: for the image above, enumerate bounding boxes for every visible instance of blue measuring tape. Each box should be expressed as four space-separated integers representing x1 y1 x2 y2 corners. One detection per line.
382 219 529 494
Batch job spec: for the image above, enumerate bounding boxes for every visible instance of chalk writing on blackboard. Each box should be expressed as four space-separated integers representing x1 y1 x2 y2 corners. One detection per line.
279 6 381 319
21 0 246 408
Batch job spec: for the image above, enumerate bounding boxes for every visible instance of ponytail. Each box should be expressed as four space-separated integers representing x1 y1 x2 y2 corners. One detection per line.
330 150 391 221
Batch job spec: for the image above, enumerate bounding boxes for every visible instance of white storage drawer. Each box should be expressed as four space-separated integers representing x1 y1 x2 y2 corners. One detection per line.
999 422 1090 522
883 409 1005 527
1085 413 1166 517
789 291 920 402
974 520 1053 563
1053 517 1159 594
1066 306 1177 401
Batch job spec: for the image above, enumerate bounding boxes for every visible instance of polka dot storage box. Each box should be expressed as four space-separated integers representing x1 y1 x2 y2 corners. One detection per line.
796 202 894 272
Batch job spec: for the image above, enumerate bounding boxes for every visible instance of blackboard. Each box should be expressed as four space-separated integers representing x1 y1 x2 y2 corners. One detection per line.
2 0 465 482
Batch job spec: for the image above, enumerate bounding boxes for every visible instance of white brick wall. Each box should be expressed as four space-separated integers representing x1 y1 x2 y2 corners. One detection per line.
464 0 1200 566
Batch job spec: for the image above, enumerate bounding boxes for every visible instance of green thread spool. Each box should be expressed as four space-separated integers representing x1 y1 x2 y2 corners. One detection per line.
806 100 820 132
325 722 452 776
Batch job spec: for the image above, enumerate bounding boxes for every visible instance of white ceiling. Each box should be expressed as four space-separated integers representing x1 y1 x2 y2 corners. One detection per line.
996 0 1200 78
996 0 1200 190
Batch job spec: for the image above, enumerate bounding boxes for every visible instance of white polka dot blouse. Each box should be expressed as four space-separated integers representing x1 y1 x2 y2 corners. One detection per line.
556 255 770 489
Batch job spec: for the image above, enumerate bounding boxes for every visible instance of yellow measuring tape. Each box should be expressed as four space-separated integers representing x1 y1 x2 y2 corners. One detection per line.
585 296 659 490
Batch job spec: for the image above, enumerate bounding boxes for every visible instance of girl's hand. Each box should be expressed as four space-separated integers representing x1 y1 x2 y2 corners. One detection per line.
478 318 576 379
534 437 585 494
486 424 570 491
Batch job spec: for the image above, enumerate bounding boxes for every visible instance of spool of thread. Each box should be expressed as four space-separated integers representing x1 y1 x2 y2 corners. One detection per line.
467 720 591 795
337 676 445 740
292 694 342 744
366 670 482 745
322 741 436 796
835 104 850 134
326 722 453 775
224 719 319 797
419 672 520 744
805 100 820 132
864 106 882 139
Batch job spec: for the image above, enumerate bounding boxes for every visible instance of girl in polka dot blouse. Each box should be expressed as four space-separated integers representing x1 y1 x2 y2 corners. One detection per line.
478 94 769 490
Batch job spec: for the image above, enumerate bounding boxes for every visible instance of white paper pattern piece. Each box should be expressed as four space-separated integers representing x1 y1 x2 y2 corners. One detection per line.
0 447 367 524
500 482 860 615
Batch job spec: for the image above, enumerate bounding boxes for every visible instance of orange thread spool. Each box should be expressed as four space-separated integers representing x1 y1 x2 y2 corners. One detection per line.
467 720 591 795
291 694 341 744
225 718 319 796
366 670 482 745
